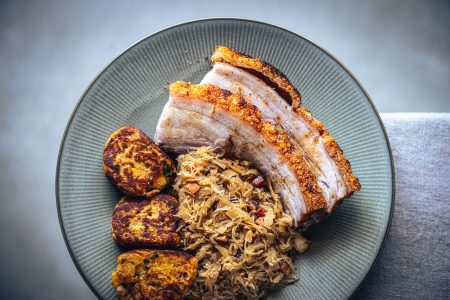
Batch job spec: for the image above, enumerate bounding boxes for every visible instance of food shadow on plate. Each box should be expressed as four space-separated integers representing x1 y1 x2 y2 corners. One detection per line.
302 219 330 241
302 195 363 245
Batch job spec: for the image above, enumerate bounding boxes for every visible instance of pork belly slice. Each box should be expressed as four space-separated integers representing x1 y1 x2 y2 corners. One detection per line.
211 46 302 109
155 82 327 226
202 49 361 213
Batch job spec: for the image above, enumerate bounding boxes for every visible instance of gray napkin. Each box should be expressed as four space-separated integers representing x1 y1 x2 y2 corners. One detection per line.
354 113 450 299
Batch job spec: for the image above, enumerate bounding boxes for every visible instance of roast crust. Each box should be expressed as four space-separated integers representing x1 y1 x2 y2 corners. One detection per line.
296 107 361 195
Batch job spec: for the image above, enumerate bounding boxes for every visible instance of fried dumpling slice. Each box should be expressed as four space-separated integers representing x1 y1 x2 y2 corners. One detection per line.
112 249 197 300
112 194 181 247
103 126 176 196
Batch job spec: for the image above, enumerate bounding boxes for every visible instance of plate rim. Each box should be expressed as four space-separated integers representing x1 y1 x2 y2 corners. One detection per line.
55 17 395 300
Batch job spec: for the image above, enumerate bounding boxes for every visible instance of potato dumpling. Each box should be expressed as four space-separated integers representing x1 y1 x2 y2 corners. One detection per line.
103 126 176 196
112 249 198 300
112 195 181 247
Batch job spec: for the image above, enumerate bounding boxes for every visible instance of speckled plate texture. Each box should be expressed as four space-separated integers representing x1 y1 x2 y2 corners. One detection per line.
56 19 394 300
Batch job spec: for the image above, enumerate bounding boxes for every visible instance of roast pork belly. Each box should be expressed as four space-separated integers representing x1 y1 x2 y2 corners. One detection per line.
201 47 360 213
155 82 328 226
210 46 303 109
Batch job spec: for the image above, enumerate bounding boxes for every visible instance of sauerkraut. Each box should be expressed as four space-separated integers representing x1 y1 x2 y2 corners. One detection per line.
174 147 308 299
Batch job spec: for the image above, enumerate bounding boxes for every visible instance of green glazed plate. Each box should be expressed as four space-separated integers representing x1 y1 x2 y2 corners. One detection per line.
56 19 394 300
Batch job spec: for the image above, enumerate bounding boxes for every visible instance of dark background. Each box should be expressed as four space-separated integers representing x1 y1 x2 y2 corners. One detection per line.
0 0 449 299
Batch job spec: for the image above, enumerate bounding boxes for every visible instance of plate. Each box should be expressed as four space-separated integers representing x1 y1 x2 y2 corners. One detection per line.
56 19 394 299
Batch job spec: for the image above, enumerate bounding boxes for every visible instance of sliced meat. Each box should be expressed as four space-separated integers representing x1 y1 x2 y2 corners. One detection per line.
211 46 302 109
201 59 360 213
155 82 327 226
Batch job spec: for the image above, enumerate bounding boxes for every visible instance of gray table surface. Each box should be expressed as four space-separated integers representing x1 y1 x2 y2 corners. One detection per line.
1 1 449 299
355 113 450 300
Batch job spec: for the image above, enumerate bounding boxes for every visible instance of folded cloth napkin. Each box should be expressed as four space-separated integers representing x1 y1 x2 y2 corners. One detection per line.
354 113 450 300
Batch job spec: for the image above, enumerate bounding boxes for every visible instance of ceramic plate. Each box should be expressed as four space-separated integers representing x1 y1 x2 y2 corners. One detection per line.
56 19 394 299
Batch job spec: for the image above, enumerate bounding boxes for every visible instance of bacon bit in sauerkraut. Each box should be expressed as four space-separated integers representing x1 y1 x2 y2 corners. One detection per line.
251 176 265 188
184 183 201 195
174 147 308 299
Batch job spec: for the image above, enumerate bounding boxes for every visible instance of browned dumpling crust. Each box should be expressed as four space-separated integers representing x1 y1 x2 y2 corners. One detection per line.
103 126 176 196
112 195 181 247
112 249 198 300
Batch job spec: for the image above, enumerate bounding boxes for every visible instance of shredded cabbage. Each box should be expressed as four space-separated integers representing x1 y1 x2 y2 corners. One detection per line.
174 147 308 299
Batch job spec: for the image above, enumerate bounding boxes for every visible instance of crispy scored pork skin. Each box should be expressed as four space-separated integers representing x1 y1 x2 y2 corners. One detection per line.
202 48 360 212
155 82 327 226
211 46 302 109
